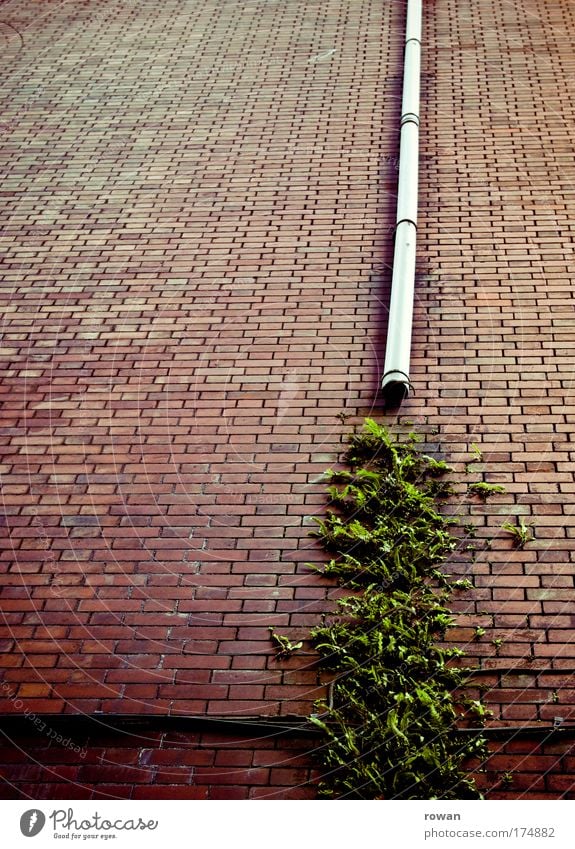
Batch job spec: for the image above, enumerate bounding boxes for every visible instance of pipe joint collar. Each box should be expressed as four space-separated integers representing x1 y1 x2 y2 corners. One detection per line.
381 370 413 405
401 112 420 127
395 217 418 230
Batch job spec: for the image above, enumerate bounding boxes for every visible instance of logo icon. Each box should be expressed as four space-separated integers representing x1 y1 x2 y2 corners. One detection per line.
276 368 300 424
20 810 46 837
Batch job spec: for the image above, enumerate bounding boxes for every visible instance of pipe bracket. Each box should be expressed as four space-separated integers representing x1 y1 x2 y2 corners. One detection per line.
395 217 418 230
400 112 420 127
381 369 412 385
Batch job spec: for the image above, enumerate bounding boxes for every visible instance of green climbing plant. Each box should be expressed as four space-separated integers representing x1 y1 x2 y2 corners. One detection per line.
306 418 488 799
269 628 303 659
467 481 506 501
502 516 534 548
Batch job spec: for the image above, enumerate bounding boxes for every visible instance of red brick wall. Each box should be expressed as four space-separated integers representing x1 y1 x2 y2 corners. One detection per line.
2 0 575 799
0 0 402 799
417 0 575 800
0 724 317 800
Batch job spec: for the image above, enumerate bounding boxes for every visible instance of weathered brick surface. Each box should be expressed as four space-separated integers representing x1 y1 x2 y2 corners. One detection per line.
472 737 575 800
414 0 575 799
0 0 401 798
0 726 317 800
2 0 575 799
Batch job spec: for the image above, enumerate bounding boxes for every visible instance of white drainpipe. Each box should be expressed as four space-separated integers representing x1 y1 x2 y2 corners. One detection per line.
381 0 422 404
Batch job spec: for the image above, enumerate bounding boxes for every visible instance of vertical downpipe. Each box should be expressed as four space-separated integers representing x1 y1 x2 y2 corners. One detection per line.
381 0 422 405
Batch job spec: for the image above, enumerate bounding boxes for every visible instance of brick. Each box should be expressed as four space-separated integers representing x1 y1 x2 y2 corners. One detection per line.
133 786 208 800
194 767 270 786
78 766 155 784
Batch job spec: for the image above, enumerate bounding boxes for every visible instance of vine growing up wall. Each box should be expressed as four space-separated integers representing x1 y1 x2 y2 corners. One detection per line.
307 419 488 799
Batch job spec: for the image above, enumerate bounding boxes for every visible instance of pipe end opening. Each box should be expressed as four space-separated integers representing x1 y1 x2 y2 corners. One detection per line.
382 381 409 408
381 371 411 407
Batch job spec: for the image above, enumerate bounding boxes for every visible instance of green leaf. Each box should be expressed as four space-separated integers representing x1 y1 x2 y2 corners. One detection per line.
280 419 488 798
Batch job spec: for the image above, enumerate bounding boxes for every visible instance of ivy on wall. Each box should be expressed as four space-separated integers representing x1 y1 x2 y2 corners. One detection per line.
306 419 488 799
